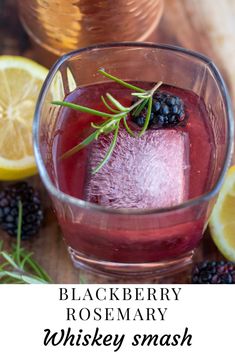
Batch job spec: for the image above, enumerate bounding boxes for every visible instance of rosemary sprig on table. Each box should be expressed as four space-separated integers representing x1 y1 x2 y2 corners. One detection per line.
52 69 162 174
0 201 52 284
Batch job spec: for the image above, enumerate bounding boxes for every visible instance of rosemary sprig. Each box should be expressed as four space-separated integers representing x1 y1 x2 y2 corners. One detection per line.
52 70 162 174
0 201 52 284
97 69 145 93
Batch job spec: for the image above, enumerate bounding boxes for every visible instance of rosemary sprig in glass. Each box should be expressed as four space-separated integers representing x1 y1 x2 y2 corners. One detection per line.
0 201 52 284
52 69 162 174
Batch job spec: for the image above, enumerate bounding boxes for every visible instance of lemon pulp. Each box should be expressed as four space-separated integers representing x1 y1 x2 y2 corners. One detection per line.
210 166 235 262
0 56 48 180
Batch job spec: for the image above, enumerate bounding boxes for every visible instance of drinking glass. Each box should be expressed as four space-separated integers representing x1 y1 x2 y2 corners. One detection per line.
18 0 164 55
34 43 234 281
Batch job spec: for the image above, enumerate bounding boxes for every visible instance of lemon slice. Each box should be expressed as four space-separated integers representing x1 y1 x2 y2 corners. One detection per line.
0 56 48 180
210 166 235 262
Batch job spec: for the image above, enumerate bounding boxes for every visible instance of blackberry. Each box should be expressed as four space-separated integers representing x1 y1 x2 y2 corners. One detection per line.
0 182 43 239
192 261 235 284
131 92 186 129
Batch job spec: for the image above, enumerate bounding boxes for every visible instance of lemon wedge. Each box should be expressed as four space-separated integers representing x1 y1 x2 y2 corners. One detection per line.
0 56 48 180
210 165 235 261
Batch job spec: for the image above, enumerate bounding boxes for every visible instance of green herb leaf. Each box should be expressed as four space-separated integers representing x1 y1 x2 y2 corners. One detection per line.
132 99 148 117
101 95 119 113
106 93 128 112
92 122 119 174
98 69 145 93
123 116 135 137
1 252 18 269
0 270 48 284
61 130 98 160
52 101 112 119
52 71 162 173
0 201 52 284
139 97 153 137
16 200 22 264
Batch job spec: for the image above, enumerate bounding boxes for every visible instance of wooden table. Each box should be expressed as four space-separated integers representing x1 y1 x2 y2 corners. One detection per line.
0 0 234 283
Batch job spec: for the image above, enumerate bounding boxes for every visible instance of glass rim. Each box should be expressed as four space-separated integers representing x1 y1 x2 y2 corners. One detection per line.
33 42 234 215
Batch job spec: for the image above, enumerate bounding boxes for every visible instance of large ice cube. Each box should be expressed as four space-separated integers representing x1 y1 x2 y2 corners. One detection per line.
85 128 189 209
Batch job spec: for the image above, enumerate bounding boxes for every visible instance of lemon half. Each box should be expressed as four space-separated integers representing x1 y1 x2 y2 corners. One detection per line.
0 56 48 180
210 166 235 261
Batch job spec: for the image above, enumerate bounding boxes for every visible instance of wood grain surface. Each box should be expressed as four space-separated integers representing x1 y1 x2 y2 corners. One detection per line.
0 0 234 283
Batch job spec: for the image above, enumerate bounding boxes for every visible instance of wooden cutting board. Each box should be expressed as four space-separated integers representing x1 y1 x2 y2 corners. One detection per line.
0 0 234 283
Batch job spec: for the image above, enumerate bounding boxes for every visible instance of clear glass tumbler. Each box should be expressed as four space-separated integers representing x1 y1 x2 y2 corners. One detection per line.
34 43 234 280
18 0 164 55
